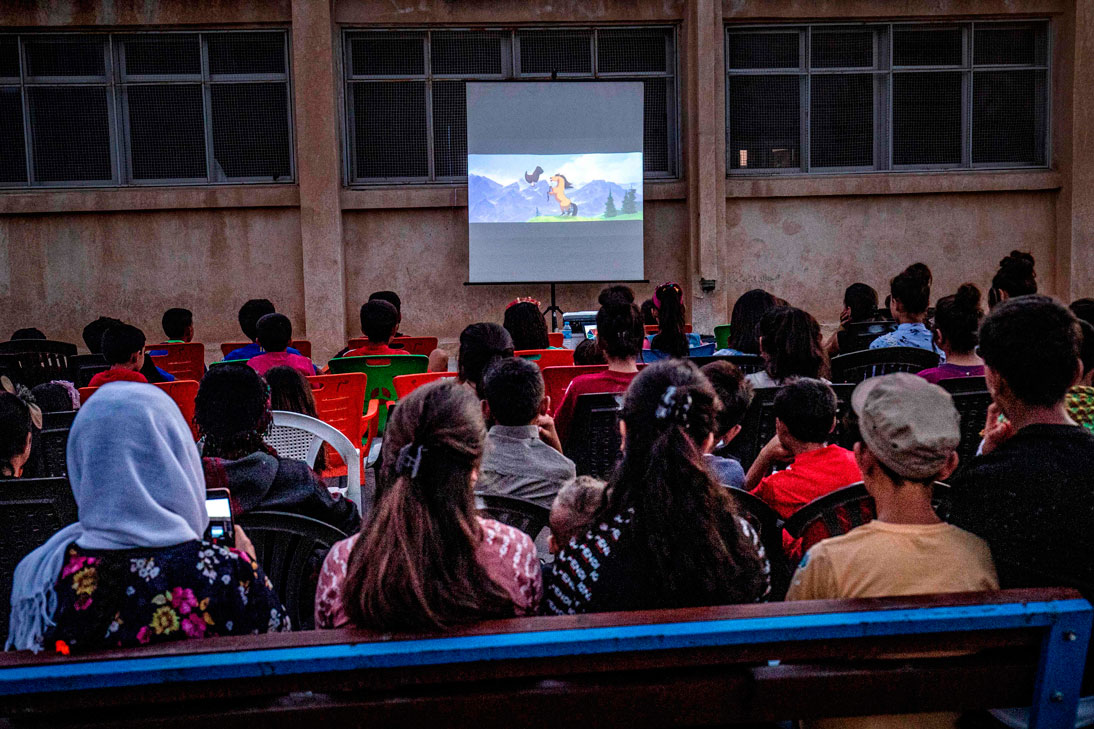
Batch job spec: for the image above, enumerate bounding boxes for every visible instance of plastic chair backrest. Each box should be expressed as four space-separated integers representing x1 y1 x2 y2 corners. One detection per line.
146 343 205 382
80 381 200 439
564 391 625 479
548 332 564 348
393 371 458 399
4 350 73 388
69 353 108 388
24 423 72 479
830 346 940 384
714 324 732 351
233 510 347 632
219 340 312 360
517 349 575 369
265 410 362 507
837 320 898 355
474 492 551 541
939 377 992 467
541 365 608 413
307 373 367 444
641 342 717 363
688 354 765 375
0 477 77 643
0 340 77 356
391 336 438 356
725 489 791 600
327 355 429 433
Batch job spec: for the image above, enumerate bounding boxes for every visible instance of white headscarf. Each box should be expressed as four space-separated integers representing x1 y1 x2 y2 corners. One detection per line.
7 382 207 652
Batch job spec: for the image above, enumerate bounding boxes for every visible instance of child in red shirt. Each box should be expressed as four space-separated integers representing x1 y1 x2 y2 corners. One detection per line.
87 324 149 388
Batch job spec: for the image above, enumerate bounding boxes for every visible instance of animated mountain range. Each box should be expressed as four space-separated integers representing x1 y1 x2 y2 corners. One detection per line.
469 174 643 224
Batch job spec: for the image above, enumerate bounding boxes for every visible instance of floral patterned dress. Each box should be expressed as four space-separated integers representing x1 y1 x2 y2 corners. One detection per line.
43 540 290 654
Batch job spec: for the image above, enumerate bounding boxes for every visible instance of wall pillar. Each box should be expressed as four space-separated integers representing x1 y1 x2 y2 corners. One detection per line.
685 0 727 332
1065 0 1094 299
291 0 346 362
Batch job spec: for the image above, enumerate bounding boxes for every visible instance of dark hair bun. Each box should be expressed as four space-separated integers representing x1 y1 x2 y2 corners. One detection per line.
905 262 933 285
1000 251 1036 275
954 283 982 309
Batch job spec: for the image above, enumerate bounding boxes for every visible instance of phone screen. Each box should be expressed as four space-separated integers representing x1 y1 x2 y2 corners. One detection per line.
204 490 235 547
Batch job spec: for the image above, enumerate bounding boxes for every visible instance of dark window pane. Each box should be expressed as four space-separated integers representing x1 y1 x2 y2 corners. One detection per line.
349 33 424 76
0 36 19 78
811 31 873 68
122 34 201 76
431 32 503 75
598 28 669 73
28 86 111 182
728 75 799 170
518 30 592 75
643 77 671 174
208 32 285 75
210 83 291 179
24 35 105 77
432 80 465 177
973 69 1044 165
127 85 206 179
893 27 963 67
810 74 872 167
974 25 1039 66
893 72 962 165
728 32 799 70
352 81 427 179
0 87 26 184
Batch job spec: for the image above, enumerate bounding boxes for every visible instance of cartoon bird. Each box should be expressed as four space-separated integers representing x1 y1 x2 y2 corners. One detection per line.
524 166 544 188
548 174 578 216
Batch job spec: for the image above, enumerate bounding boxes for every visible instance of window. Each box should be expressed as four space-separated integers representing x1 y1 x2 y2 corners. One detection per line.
726 22 1049 174
0 31 293 188
343 27 677 184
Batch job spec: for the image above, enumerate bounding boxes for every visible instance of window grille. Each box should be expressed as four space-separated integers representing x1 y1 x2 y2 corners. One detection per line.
0 31 293 188
726 21 1049 174
344 27 678 184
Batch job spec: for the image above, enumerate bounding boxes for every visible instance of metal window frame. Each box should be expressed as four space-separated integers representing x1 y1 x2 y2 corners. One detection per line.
0 28 294 190
342 25 680 186
725 19 1051 177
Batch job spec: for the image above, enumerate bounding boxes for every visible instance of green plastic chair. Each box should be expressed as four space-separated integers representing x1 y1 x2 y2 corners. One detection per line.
714 324 732 351
328 354 428 433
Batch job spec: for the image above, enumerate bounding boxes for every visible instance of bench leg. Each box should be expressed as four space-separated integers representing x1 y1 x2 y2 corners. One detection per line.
1029 609 1092 729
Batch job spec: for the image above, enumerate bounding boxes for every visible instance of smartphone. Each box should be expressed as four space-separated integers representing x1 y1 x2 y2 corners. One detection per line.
205 488 235 548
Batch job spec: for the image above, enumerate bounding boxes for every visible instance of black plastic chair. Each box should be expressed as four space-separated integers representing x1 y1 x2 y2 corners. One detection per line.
475 492 551 541
830 346 940 384
23 423 72 479
836 320 897 355
2 351 74 388
0 340 77 356
725 489 790 600
939 377 992 468
69 353 109 389
41 410 77 430
564 391 625 479
234 511 348 632
688 354 765 375
0 477 78 644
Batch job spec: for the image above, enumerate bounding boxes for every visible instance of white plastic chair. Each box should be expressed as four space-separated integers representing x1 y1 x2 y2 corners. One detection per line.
265 410 362 509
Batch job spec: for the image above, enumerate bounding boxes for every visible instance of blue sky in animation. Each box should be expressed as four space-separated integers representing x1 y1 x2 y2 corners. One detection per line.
468 153 643 188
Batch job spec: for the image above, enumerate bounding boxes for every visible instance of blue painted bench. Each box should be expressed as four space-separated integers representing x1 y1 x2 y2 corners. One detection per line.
0 588 1088 728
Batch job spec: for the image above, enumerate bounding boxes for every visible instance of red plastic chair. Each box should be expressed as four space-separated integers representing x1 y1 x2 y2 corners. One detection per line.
80 380 200 440
307 373 379 475
644 324 693 335
393 371 458 399
219 340 312 360
516 349 574 369
347 336 438 357
548 332 564 348
541 365 608 412
146 343 205 382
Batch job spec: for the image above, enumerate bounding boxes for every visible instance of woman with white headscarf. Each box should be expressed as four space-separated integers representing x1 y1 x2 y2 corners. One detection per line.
7 382 289 654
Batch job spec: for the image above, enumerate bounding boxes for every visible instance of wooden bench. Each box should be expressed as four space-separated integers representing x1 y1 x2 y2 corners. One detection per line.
0 588 1088 728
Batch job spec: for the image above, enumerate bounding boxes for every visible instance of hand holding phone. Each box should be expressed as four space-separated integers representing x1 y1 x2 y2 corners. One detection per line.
205 488 235 548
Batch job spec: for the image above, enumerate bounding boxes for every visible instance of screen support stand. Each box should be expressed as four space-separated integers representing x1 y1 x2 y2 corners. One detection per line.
543 283 565 332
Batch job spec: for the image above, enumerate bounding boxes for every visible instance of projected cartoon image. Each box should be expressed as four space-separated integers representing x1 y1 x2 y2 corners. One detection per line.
468 153 643 224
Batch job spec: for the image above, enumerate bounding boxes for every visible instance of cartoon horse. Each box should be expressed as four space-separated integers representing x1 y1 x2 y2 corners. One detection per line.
548 175 578 217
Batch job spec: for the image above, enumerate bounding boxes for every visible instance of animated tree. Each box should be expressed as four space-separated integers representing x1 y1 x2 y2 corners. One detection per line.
621 188 638 215
603 191 618 218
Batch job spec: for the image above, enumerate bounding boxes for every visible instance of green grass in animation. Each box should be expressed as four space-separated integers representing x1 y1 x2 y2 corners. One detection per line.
526 212 643 223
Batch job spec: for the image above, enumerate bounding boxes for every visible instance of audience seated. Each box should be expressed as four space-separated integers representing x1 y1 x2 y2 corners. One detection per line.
87 324 150 388
547 475 605 555
265 365 327 472
786 373 997 729
10 328 46 341
457 323 514 397
573 337 605 365
988 251 1037 309
715 288 778 356
368 290 406 337
917 284 985 383
223 299 302 362
248 314 316 378
640 298 658 326
553 290 643 443
544 360 770 615
315 379 541 630
6 382 288 654
30 382 79 413
647 282 701 357
870 263 944 357
196 365 359 534
81 316 122 354
0 389 34 479
1068 314 1094 433
161 308 194 344
745 378 861 519
748 306 829 388
477 357 575 510
700 361 752 489
341 300 403 358
503 298 550 351
824 282 880 357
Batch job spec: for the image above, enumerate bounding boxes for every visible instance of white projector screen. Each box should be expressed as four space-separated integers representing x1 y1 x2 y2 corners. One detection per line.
466 82 645 283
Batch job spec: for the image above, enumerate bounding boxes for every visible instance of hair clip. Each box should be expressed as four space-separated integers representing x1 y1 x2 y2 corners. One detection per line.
652 282 682 309
654 385 692 426
1 376 43 430
506 297 542 310
395 443 426 479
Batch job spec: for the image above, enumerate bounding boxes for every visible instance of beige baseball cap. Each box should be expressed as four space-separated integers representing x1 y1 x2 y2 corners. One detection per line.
850 373 961 480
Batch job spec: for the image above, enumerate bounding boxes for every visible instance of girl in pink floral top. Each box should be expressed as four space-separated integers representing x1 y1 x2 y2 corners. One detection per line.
314 379 542 632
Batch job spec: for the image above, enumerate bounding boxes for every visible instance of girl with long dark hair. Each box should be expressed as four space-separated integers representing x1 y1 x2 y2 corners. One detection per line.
918 284 985 383
748 306 829 388
503 299 550 351
649 282 695 358
718 289 778 356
